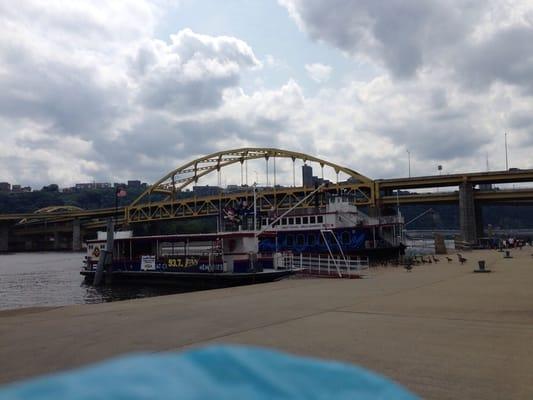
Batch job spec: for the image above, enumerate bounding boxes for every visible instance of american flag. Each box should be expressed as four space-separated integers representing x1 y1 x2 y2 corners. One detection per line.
116 188 127 197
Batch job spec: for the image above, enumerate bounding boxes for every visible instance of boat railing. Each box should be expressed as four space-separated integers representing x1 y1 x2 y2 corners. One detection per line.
275 253 369 278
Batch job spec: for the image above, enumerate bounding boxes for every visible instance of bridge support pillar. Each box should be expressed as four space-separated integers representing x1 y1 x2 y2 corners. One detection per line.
0 222 8 252
459 182 477 243
72 219 82 251
53 231 61 250
475 203 484 238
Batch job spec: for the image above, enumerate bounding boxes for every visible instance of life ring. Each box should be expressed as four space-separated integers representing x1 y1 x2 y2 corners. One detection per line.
93 247 100 257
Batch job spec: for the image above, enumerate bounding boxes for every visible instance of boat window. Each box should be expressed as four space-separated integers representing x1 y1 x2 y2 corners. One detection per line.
308 235 316 245
286 235 294 246
295 217 301 224
318 234 324 244
342 231 350 245
303 217 308 224
282 218 287 225
296 234 305 245
262 218 268 226
317 216 324 223
288 217 294 225
310 216 316 224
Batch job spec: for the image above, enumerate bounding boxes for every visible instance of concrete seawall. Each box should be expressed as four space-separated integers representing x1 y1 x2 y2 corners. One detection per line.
1 249 533 399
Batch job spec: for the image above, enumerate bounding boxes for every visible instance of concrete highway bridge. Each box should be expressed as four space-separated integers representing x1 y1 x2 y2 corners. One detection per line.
1 148 533 252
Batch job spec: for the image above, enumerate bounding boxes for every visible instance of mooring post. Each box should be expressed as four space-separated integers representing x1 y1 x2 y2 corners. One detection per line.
0 222 9 253
474 259 491 273
53 231 60 250
72 218 82 251
93 218 114 285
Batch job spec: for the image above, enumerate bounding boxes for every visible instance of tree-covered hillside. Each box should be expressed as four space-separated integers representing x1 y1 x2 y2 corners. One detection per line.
0 188 146 213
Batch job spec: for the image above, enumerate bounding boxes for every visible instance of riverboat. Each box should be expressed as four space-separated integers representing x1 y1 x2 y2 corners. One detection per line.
81 230 294 288
256 194 405 263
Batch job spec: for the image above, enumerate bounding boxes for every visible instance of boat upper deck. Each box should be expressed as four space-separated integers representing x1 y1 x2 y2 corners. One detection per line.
86 230 264 244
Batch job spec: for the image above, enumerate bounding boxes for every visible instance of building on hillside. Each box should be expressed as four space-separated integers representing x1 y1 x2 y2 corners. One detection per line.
312 177 331 187
42 184 59 192
224 185 246 193
12 186 32 192
75 182 111 190
75 183 92 190
192 185 221 196
302 165 313 187
302 165 332 188
127 180 141 188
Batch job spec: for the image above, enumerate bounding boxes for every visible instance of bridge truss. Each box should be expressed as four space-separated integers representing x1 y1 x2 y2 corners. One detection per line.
127 148 374 223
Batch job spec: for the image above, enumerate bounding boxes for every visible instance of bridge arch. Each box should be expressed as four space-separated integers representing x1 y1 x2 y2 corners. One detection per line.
131 147 372 206
18 206 85 224
33 206 84 214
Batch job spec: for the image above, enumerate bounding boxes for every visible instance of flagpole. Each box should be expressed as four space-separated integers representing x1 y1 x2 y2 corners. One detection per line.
115 187 127 228
115 187 119 224
253 182 257 232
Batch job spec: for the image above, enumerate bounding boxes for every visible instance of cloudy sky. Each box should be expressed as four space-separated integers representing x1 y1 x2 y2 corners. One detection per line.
1 0 533 189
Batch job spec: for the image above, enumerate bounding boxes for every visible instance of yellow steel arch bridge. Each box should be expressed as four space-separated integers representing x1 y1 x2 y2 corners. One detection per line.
2 147 533 228
17 206 85 224
126 148 375 223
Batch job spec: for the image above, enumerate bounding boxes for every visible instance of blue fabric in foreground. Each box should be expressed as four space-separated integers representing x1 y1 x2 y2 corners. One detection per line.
0 345 419 399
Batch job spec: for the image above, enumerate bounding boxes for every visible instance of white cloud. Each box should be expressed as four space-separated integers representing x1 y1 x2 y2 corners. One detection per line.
0 2 261 188
305 63 332 83
280 0 533 87
133 28 260 113
276 0 533 175
1 0 533 192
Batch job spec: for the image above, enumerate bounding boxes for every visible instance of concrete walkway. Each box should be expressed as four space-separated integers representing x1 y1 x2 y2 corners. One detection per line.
1 249 533 399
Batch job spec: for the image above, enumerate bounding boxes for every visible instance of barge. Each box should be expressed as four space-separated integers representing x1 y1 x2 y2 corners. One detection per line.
81 231 294 288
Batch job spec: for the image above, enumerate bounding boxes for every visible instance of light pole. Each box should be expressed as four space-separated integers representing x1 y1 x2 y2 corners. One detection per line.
505 132 509 170
253 182 257 232
406 150 411 177
437 165 442 192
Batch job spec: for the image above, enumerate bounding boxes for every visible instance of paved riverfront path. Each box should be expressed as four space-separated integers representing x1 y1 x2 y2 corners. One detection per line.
1 249 533 399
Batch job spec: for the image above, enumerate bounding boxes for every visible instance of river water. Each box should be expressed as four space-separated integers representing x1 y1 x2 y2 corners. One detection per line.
0 252 189 311
0 242 456 311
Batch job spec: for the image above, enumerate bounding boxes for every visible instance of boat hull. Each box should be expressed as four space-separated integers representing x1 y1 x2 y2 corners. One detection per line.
81 269 295 289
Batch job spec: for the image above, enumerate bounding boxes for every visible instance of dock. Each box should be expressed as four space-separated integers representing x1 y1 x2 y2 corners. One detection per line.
1 249 533 399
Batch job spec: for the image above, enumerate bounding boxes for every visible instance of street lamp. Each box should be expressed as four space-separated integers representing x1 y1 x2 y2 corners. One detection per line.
505 132 509 170
406 150 411 177
437 165 442 192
